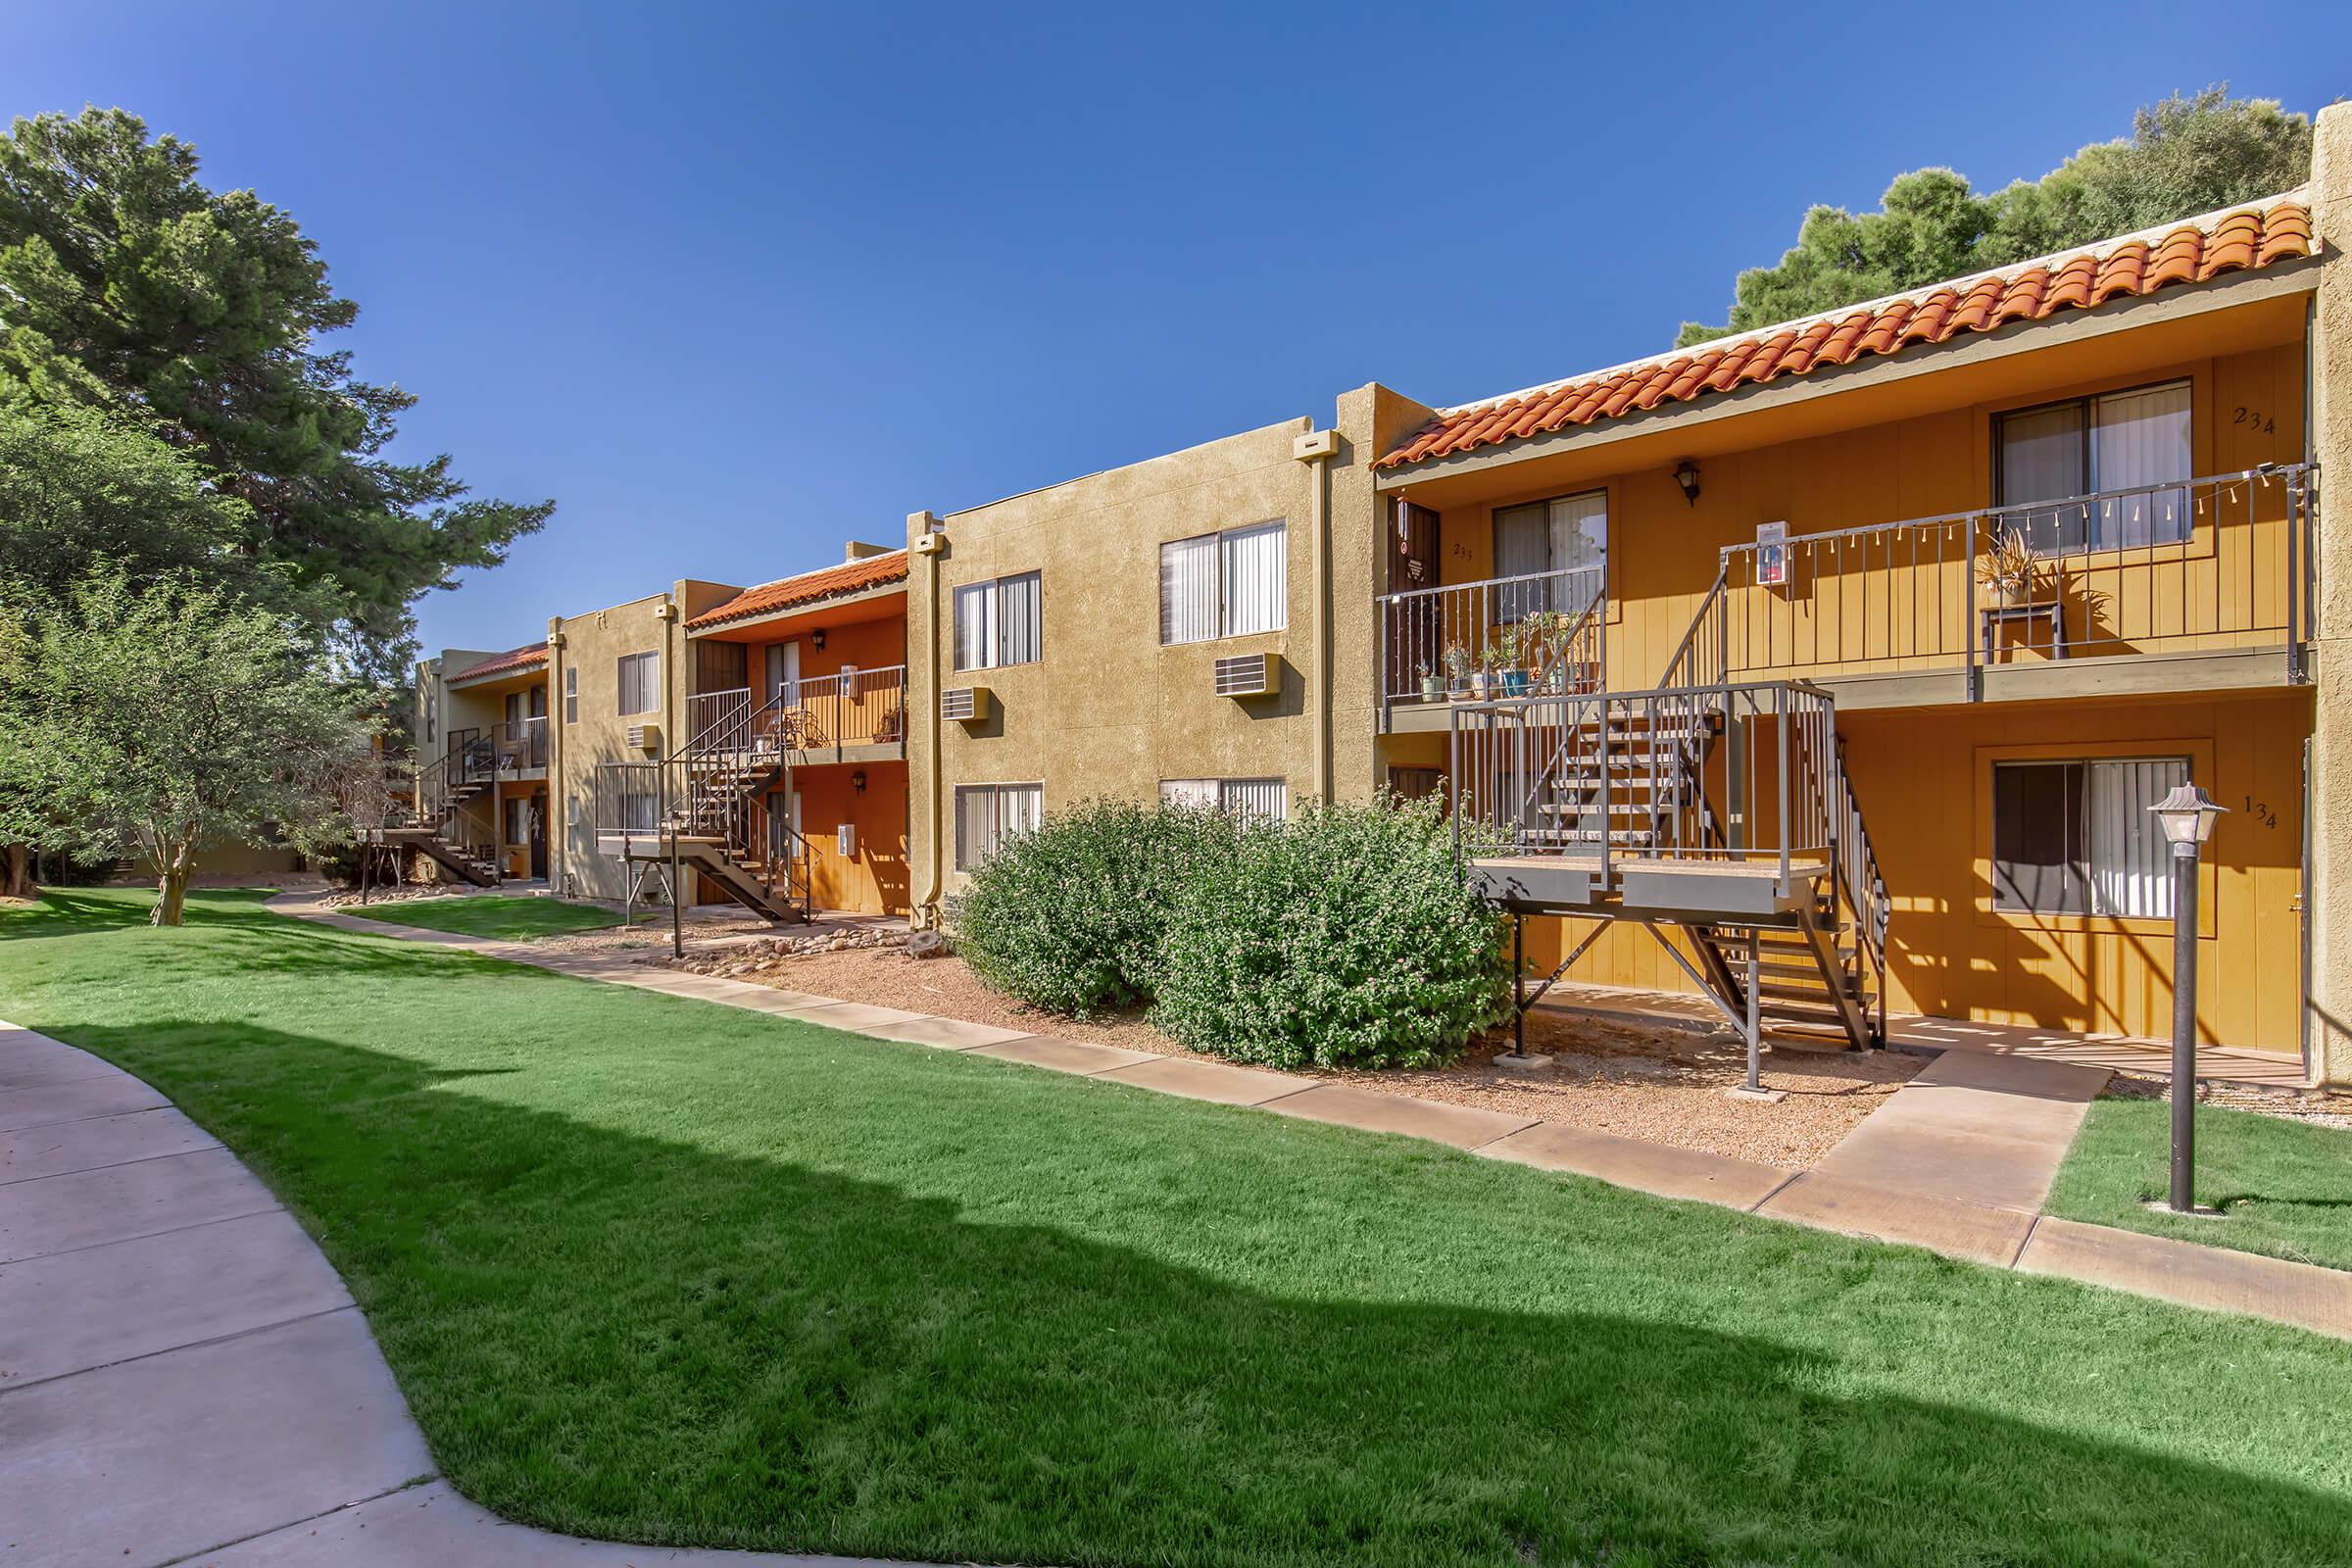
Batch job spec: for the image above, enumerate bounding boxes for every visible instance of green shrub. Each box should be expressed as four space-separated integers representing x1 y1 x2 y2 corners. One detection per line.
951 797 1230 1016
1152 796 1512 1070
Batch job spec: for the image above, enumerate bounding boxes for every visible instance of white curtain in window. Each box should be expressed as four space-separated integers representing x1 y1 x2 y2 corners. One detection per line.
954 583 996 671
1220 778 1288 823
2092 384 2192 548
955 786 992 869
1546 492 1608 578
1160 534 1217 645
1002 784 1043 839
1000 572 1042 665
1221 522 1287 636
1158 778 1217 809
2087 759 2186 918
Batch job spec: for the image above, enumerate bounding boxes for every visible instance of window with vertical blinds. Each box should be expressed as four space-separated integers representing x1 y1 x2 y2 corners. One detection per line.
1992 757 2187 917
616 651 660 715
1158 777 1288 822
955 783 1044 869
1161 521 1288 644
1492 490 1607 621
954 572 1042 670
1996 380 2191 552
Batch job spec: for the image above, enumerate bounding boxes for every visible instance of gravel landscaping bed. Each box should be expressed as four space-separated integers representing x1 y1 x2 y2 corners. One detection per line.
662 944 1918 1168
2099 1071 2352 1131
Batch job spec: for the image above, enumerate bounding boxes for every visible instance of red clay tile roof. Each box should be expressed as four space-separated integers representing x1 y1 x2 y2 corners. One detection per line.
448 643 548 684
686 549 909 631
1377 193 2315 470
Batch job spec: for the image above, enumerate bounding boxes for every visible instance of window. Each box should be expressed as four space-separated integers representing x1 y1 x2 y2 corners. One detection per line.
1160 520 1287 644
1158 777 1288 823
1997 381 2191 552
955 783 1043 869
1492 490 1607 620
1992 757 2188 917
620 791 658 832
422 686 437 746
954 571 1043 671
563 667 578 725
616 651 660 716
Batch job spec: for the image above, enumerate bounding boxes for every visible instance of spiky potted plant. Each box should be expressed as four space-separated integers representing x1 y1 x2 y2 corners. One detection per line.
1444 641 1476 701
1978 525 2040 608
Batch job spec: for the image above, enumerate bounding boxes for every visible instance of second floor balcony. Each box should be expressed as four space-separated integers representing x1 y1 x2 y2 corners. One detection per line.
685 663 907 762
1378 464 2314 725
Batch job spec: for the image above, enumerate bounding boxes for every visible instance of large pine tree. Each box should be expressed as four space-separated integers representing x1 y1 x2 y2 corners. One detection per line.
0 108 552 678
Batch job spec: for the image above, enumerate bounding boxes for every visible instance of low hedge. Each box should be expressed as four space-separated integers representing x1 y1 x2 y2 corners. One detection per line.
1152 796 1512 1070
953 792 1511 1069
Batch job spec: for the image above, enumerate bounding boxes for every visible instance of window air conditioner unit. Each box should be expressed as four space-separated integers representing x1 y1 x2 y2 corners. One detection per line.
942 686 990 722
1213 653 1277 699
626 723 662 752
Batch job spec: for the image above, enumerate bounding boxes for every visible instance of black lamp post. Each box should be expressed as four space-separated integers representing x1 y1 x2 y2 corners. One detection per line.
2149 781 2225 1214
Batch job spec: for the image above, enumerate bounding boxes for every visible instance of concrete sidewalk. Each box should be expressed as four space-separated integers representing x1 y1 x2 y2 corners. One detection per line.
268 891 2352 1340
0 1021 932 1568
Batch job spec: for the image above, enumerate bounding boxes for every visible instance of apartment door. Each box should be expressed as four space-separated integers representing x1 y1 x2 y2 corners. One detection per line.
1388 500 1441 697
527 793 548 879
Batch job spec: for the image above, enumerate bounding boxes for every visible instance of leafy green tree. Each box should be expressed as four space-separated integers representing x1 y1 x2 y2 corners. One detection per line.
0 108 552 677
1678 89 2313 347
0 568 377 924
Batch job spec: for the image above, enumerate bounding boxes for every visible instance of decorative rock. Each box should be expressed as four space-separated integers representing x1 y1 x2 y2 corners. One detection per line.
906 929 950 959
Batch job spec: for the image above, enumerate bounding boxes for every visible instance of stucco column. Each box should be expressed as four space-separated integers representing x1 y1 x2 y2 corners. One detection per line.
906 510 945 927
2305 101 2352 1085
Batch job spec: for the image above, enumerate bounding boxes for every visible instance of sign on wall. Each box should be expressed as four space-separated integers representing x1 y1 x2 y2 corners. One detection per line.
1755 520 1789 588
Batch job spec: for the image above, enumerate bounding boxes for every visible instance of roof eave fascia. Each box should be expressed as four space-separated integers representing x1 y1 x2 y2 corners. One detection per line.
683 578 909 638
1373 256 2322 493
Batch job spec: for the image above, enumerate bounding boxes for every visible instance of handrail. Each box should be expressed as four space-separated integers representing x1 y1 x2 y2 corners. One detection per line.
1377 564 1605 711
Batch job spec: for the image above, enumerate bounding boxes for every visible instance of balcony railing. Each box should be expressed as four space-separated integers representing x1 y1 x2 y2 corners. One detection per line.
685 663 907 761
493 715 548 772
1378 564 1605 719
1707 464 2316 687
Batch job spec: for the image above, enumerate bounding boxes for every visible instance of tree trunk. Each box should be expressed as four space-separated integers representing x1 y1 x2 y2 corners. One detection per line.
152 839 195 927
1 843 31 902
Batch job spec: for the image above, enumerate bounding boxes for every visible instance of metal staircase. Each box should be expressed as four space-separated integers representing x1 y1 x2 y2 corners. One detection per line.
379 735 503 886
1451 573 1888 1074
595 690 813 924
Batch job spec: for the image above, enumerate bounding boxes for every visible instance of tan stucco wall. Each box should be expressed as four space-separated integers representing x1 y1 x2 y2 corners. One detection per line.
548 591 682 900
2307 100 2352 1083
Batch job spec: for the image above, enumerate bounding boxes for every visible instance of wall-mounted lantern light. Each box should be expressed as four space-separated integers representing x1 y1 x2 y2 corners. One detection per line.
811 628 827 651
851 770 866 794
1673 459 1702 508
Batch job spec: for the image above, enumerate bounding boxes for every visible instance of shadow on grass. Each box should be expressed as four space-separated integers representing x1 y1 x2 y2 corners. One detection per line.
26 1009 2352 1567
0 887 286 940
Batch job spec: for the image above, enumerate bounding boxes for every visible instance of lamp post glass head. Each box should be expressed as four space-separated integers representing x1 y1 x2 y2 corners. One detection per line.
2149 782 2225 848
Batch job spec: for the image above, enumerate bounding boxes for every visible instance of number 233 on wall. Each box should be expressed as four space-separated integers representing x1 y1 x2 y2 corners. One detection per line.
1755 521 1789 587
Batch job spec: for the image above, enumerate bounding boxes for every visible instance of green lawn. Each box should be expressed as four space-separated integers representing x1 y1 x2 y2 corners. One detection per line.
348 893 622 940
2048 1095 2352 1272
5 888 2352 1566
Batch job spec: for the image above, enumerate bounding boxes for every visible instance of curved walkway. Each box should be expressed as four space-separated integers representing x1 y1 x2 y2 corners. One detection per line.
0 1019 929 1567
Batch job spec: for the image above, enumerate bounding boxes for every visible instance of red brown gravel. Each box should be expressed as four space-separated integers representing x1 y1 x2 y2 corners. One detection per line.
674 946 1919 1169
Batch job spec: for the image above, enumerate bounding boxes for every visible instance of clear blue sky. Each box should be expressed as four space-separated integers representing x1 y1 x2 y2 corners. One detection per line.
9 2 2347 658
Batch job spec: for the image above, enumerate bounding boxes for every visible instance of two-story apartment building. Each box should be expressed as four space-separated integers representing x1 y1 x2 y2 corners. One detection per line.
538 546 911 918
905 101 2352 1086
407 641 552 883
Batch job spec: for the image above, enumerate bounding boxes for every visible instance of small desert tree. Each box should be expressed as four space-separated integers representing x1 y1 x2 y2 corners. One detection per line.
0 568 375 924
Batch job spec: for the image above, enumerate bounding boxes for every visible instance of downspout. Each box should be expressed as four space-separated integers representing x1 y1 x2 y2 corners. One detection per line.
1294 427 1340 803
546 621 564 893
908 510 947 926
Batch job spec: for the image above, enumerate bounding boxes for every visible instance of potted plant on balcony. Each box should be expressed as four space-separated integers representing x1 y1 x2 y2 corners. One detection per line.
1519 610 1570 694
1469 647 1494 702
1495 621 1533 698
1977 525 2041 607
1444 641 1476 701
1417 662 1444 704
